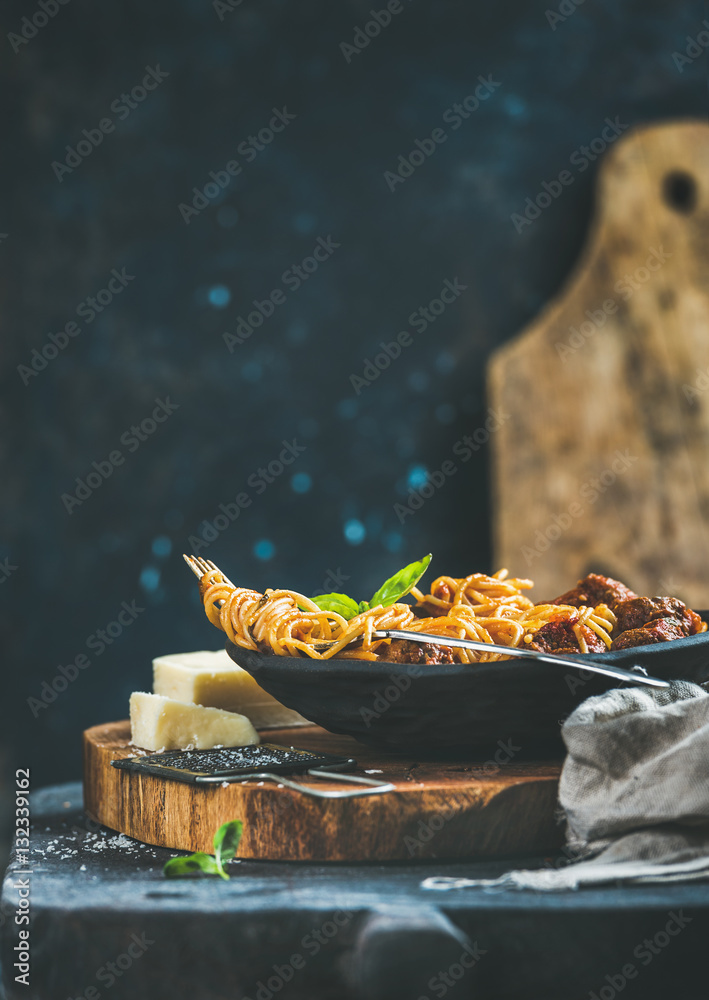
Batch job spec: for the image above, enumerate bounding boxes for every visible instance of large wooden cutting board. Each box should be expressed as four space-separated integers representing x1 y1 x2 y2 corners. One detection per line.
83 721 562 862
489 119 709 607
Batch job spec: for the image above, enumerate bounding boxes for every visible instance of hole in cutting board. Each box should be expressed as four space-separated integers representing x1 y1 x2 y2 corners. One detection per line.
662 170 697 214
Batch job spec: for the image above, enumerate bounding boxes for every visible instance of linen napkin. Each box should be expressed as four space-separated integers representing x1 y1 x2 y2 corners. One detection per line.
423 680 709 891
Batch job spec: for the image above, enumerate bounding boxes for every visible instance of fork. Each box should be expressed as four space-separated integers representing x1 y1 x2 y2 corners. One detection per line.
368 629 669 689
184 553 236 591
183 556 669 689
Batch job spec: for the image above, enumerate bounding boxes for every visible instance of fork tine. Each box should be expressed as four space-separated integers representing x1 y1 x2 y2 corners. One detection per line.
183 554 203 580
183 553 237 608
205 558 235 588
183 553 222 583
185 553 236 589
200 558 222 582
184 553 235 612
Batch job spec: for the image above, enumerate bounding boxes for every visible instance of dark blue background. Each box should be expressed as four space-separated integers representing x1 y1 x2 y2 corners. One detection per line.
2 0 706 807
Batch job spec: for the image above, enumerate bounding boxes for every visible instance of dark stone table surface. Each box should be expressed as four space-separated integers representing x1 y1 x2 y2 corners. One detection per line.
1 782 707 1000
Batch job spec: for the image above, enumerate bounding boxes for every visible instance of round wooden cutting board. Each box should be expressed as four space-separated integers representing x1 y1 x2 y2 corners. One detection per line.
83 721 563 862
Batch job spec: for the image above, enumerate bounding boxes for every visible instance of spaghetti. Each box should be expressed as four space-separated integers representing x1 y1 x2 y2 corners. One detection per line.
411 572 617 655
197 566 618 662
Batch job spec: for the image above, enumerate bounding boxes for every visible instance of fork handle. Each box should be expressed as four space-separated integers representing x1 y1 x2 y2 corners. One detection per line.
372 629 670 689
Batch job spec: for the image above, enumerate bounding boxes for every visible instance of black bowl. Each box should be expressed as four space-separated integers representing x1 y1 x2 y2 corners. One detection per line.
225 617 709 755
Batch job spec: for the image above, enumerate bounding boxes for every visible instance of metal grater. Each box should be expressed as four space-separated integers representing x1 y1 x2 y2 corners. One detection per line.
112 743 395 799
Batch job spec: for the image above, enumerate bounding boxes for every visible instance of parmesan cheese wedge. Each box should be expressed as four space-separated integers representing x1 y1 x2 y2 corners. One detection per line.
129 692 260 751
152 649 310 729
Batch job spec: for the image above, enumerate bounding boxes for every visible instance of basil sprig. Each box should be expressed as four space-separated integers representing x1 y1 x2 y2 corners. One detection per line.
312 554 431 622
163 819 243 880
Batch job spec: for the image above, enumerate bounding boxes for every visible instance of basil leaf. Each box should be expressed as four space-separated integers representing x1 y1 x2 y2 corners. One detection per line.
357 601 370 614
163 853 222 879
369 554 432 609
213 820 243 876
163 819 245 881
311 593 361 620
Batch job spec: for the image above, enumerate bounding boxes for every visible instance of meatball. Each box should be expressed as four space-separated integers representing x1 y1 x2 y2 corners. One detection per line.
610 617 686 650
381 639 456 665
549 573 637 611
613 596 704 637
528 618 607 655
